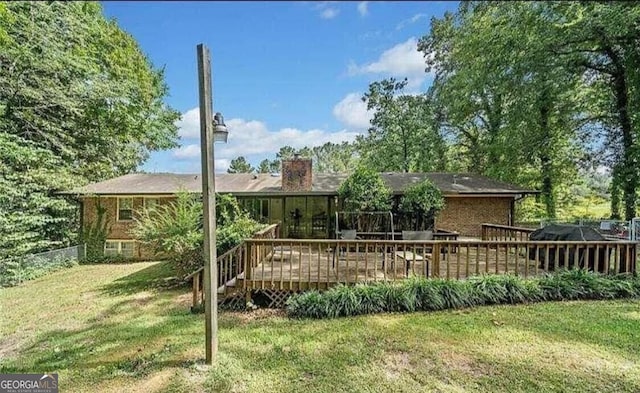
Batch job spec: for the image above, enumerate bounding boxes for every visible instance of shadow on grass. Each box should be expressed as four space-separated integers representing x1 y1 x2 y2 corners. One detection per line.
100 261 187 296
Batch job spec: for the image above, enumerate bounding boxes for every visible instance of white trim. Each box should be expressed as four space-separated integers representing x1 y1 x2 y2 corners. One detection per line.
116 197 134 221
104 239 136 258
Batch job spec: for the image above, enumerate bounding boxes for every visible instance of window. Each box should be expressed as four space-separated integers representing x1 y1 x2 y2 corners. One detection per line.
104 241 135 258
144 197 159 210
104 241 119 256
117 197 133 221
120 242 135 258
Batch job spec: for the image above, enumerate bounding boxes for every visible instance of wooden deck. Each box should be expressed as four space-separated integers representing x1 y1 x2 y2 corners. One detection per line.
189 223 638 308
241 243 543 290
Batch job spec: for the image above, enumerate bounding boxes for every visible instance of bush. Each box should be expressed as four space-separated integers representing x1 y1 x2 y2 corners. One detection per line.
0 255 77 287
285 270 640 319
131 191 263 278
399 179 445 231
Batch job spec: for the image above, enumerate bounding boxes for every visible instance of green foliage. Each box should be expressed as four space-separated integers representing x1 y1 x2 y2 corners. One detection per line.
131 191 263 277
286 270 640 319
80 197 110 262
227 156 254 173
337 166 392 212
0 255 76 288
0 2 179 259
399 179 445 230
358 79 447 173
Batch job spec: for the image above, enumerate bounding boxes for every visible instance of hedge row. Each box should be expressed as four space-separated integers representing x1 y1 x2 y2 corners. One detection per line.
285 270 640 319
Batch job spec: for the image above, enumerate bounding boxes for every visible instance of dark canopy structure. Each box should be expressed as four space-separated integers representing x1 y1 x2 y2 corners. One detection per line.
529 224 606 242
528 224 631 273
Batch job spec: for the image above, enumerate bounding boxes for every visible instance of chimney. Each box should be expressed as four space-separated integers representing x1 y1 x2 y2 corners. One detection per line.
281 154 312 192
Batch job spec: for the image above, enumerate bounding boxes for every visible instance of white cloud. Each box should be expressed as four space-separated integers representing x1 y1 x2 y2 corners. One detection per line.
171 108 361 168
396 13 427 30
332 93 373 130
173 144 201 159
313 1 339 19
175 107 201 138
347 37 428 89
357 1 368 17
220 118 359 157
215 159 230 172
320 7 339 19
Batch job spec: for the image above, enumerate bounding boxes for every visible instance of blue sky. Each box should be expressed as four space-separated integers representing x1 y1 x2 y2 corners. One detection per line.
102 1 458 173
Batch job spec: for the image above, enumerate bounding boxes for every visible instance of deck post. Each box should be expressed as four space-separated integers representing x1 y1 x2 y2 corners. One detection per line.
432 242 441 278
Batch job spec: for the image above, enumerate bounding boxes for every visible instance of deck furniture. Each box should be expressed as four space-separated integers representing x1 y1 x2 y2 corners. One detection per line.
395 250 429 276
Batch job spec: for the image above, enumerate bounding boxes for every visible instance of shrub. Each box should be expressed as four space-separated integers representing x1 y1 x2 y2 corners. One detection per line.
378 281 417 312
337 166 392 213
131 191 262 278
285 270 640 319
0 255 77 287
399 179 445 231
405 276 445 311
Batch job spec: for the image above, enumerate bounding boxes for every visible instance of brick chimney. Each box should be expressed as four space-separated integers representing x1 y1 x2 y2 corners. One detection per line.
281 153 312 192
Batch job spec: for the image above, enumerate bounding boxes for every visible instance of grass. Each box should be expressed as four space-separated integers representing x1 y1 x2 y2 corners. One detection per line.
1 262 639 393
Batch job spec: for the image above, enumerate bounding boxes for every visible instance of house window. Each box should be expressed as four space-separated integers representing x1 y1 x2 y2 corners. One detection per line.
240 198 270 223
104 241 135 258
117 197 133 221
144 197 159 210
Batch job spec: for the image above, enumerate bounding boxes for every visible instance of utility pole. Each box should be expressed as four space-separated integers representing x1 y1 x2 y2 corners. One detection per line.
197 43 218 364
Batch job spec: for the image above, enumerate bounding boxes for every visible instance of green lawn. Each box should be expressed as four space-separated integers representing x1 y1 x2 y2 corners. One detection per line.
1 262 639 393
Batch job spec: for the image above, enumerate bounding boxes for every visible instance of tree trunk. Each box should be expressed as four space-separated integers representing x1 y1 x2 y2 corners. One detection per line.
538 91 556 219
610 165 622 219
612 69 636 220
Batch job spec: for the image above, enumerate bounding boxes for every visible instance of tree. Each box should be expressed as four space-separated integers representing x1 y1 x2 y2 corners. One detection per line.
311 142 359 173
337 166 392 212
0 2 179 257
227 156 254 173
337 166 392 232
418 2 585 219
358 79 446 173
399 179 445 231
257 159 273 173
547 2 640 220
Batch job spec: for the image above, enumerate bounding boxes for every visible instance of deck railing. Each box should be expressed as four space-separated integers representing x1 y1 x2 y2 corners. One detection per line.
241 239 637 291
481 223 536 242
190 223 280 309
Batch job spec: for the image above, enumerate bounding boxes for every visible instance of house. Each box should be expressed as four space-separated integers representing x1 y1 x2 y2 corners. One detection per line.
62 158 537 259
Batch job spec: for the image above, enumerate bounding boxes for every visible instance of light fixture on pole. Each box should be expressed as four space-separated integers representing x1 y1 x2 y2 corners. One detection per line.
213 112 228 143
197 43 229 365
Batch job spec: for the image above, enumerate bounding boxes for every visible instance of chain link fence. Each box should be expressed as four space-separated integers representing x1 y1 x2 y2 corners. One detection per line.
0 244 86 287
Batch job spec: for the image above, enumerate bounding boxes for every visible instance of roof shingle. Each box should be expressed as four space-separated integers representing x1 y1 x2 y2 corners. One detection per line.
62 172 537 196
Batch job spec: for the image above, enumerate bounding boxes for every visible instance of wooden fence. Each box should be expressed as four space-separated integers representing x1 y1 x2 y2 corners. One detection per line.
481 223 535 241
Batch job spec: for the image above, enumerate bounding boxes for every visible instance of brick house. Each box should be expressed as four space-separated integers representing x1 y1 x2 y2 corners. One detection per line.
63 158 537 259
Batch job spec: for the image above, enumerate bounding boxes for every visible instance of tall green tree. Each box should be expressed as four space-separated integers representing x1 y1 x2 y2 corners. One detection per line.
0 2 179 256
311 142 359 173
419 2 585 218
227 156 254 173
358 78 447 173
547 2 640 220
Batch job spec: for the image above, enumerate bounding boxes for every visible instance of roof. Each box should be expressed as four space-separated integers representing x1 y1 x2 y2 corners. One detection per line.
61 172 538 196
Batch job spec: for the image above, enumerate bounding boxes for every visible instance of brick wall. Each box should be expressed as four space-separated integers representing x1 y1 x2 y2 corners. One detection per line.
436 196 512 237
281 158 312 192
81 196 173 260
